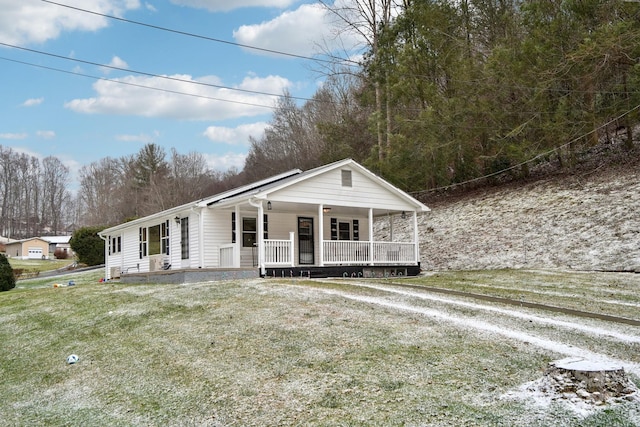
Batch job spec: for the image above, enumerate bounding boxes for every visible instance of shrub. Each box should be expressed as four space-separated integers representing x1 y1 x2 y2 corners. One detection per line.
54 248 69 259
70 226 106 266
0 253 16 292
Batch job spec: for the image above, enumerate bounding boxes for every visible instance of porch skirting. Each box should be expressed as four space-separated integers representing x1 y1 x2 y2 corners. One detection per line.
118 268 259 284
265 264 421 279
114 263 421 284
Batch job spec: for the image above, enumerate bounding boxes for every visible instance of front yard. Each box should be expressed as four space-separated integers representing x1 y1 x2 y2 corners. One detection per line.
1 269 638 426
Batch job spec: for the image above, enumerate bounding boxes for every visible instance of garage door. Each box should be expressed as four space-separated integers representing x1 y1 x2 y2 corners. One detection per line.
28 248 43 259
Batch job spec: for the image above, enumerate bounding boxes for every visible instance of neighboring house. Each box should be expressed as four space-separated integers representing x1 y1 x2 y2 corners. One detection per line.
99 159 430 282
41 236 74 258
5 237 50 260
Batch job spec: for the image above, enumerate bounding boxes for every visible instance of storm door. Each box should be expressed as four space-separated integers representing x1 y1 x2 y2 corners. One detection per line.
298 217 314 265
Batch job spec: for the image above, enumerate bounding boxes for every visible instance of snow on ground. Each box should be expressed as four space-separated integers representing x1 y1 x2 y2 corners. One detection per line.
299 280 640 417
380 141 640 272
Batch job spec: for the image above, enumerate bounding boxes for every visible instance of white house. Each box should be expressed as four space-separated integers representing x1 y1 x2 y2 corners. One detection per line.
98 159 430 282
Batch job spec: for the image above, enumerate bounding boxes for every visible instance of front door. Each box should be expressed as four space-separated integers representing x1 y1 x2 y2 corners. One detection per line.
298 217 314 265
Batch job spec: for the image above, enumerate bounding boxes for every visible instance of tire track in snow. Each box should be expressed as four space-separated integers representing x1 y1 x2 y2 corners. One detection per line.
303 282 640 376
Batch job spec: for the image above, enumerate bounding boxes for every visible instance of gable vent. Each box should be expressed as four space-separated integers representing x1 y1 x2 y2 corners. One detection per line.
341 170 352 187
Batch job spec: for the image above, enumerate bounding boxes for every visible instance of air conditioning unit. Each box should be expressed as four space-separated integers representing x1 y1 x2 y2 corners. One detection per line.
149 255 164 272
110 266 121 279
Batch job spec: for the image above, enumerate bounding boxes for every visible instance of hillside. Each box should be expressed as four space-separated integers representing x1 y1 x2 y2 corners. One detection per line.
383 139 640 272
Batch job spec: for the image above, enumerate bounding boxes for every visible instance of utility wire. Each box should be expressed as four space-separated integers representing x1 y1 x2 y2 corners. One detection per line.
0 56 278 110
411 103 640 198
40 0 360 67
0 41 326 103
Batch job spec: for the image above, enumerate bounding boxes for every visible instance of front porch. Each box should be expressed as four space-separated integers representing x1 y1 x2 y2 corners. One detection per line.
219 237 420 272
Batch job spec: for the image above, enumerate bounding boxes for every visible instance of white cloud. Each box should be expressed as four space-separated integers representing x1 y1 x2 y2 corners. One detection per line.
145 2 157 12
0 0 140 46
203 122 267 145
115 132 158 143
101 56 129 74
36 130 56 139
0 133 28 140
22 98 44 107
169 0 295 12
65 73 289 121
203 152 246 171
233 3 329 57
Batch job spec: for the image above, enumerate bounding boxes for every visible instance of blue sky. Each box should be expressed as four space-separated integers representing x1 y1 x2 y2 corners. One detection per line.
0 0 361 186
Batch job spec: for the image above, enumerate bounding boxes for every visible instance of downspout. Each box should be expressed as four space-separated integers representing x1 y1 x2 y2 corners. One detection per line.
413 211 419 266
98 232 109 280
191 207 203 268
248 198 265 276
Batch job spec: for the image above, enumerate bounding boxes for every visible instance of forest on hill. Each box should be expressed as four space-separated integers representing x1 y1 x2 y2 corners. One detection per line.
1 0 639 236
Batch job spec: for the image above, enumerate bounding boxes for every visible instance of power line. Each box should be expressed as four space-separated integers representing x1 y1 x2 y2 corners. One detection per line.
411 103 640 197
40 0 360 67
0 56 278 110
0 41 326 104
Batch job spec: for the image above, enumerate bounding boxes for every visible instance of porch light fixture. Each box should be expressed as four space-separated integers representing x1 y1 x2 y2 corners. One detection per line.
174 216 181 225
267 201 272 210
323 207 331 213
401 211 407 219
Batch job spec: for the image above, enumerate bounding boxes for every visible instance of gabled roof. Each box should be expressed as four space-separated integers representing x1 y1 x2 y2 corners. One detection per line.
5 237 49 245
99 168 302 235
99 158 429 236
211 158 430 212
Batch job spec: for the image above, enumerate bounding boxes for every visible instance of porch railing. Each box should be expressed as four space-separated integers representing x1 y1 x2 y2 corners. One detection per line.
323 241 416 265
224 239 417 268
219 244 235 268
264 238 294 266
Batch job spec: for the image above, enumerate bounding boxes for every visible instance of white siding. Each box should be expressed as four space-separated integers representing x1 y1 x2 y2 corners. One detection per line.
270 166 416 211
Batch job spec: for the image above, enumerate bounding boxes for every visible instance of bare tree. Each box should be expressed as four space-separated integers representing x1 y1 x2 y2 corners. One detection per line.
319 0 398 161
78 157 124 226
40 156 70 235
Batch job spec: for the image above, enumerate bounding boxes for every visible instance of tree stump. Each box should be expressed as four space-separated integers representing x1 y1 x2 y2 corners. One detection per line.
544 357 638 404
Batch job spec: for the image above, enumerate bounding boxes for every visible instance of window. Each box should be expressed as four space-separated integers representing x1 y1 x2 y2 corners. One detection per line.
149 224 161 255
110 236 122 255
263 214 268 240
231 212 236 243
338 221 351 240
181 217 189 260
242 217 256 248
331 218 359 241
341 170 352 187
161 220 170 255
139 227 147 259
140 221 169 258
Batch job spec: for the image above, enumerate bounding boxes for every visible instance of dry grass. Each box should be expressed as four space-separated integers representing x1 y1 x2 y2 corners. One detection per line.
1 270 639 426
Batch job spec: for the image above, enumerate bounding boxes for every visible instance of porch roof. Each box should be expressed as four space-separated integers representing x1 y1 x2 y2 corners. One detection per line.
208 159 430 216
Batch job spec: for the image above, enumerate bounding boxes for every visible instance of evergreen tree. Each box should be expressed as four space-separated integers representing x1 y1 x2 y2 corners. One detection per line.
70 226 106 266
0 253 16 292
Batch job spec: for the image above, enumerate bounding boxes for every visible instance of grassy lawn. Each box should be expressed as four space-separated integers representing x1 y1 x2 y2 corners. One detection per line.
7 258 77 279
1 270 638 426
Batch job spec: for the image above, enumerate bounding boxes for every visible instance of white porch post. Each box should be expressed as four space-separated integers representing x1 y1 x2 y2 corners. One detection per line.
234 205 241 268
318 204 324 266
368 208 374 265
289 231 295 267
256 202 265 276
389 213 394 241
413 211 419 265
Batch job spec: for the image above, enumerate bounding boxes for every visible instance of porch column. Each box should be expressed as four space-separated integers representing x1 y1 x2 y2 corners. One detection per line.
256 202 265 276
318 204 324 266
413 211 419 265
234 205 241 268
369 208 374 265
